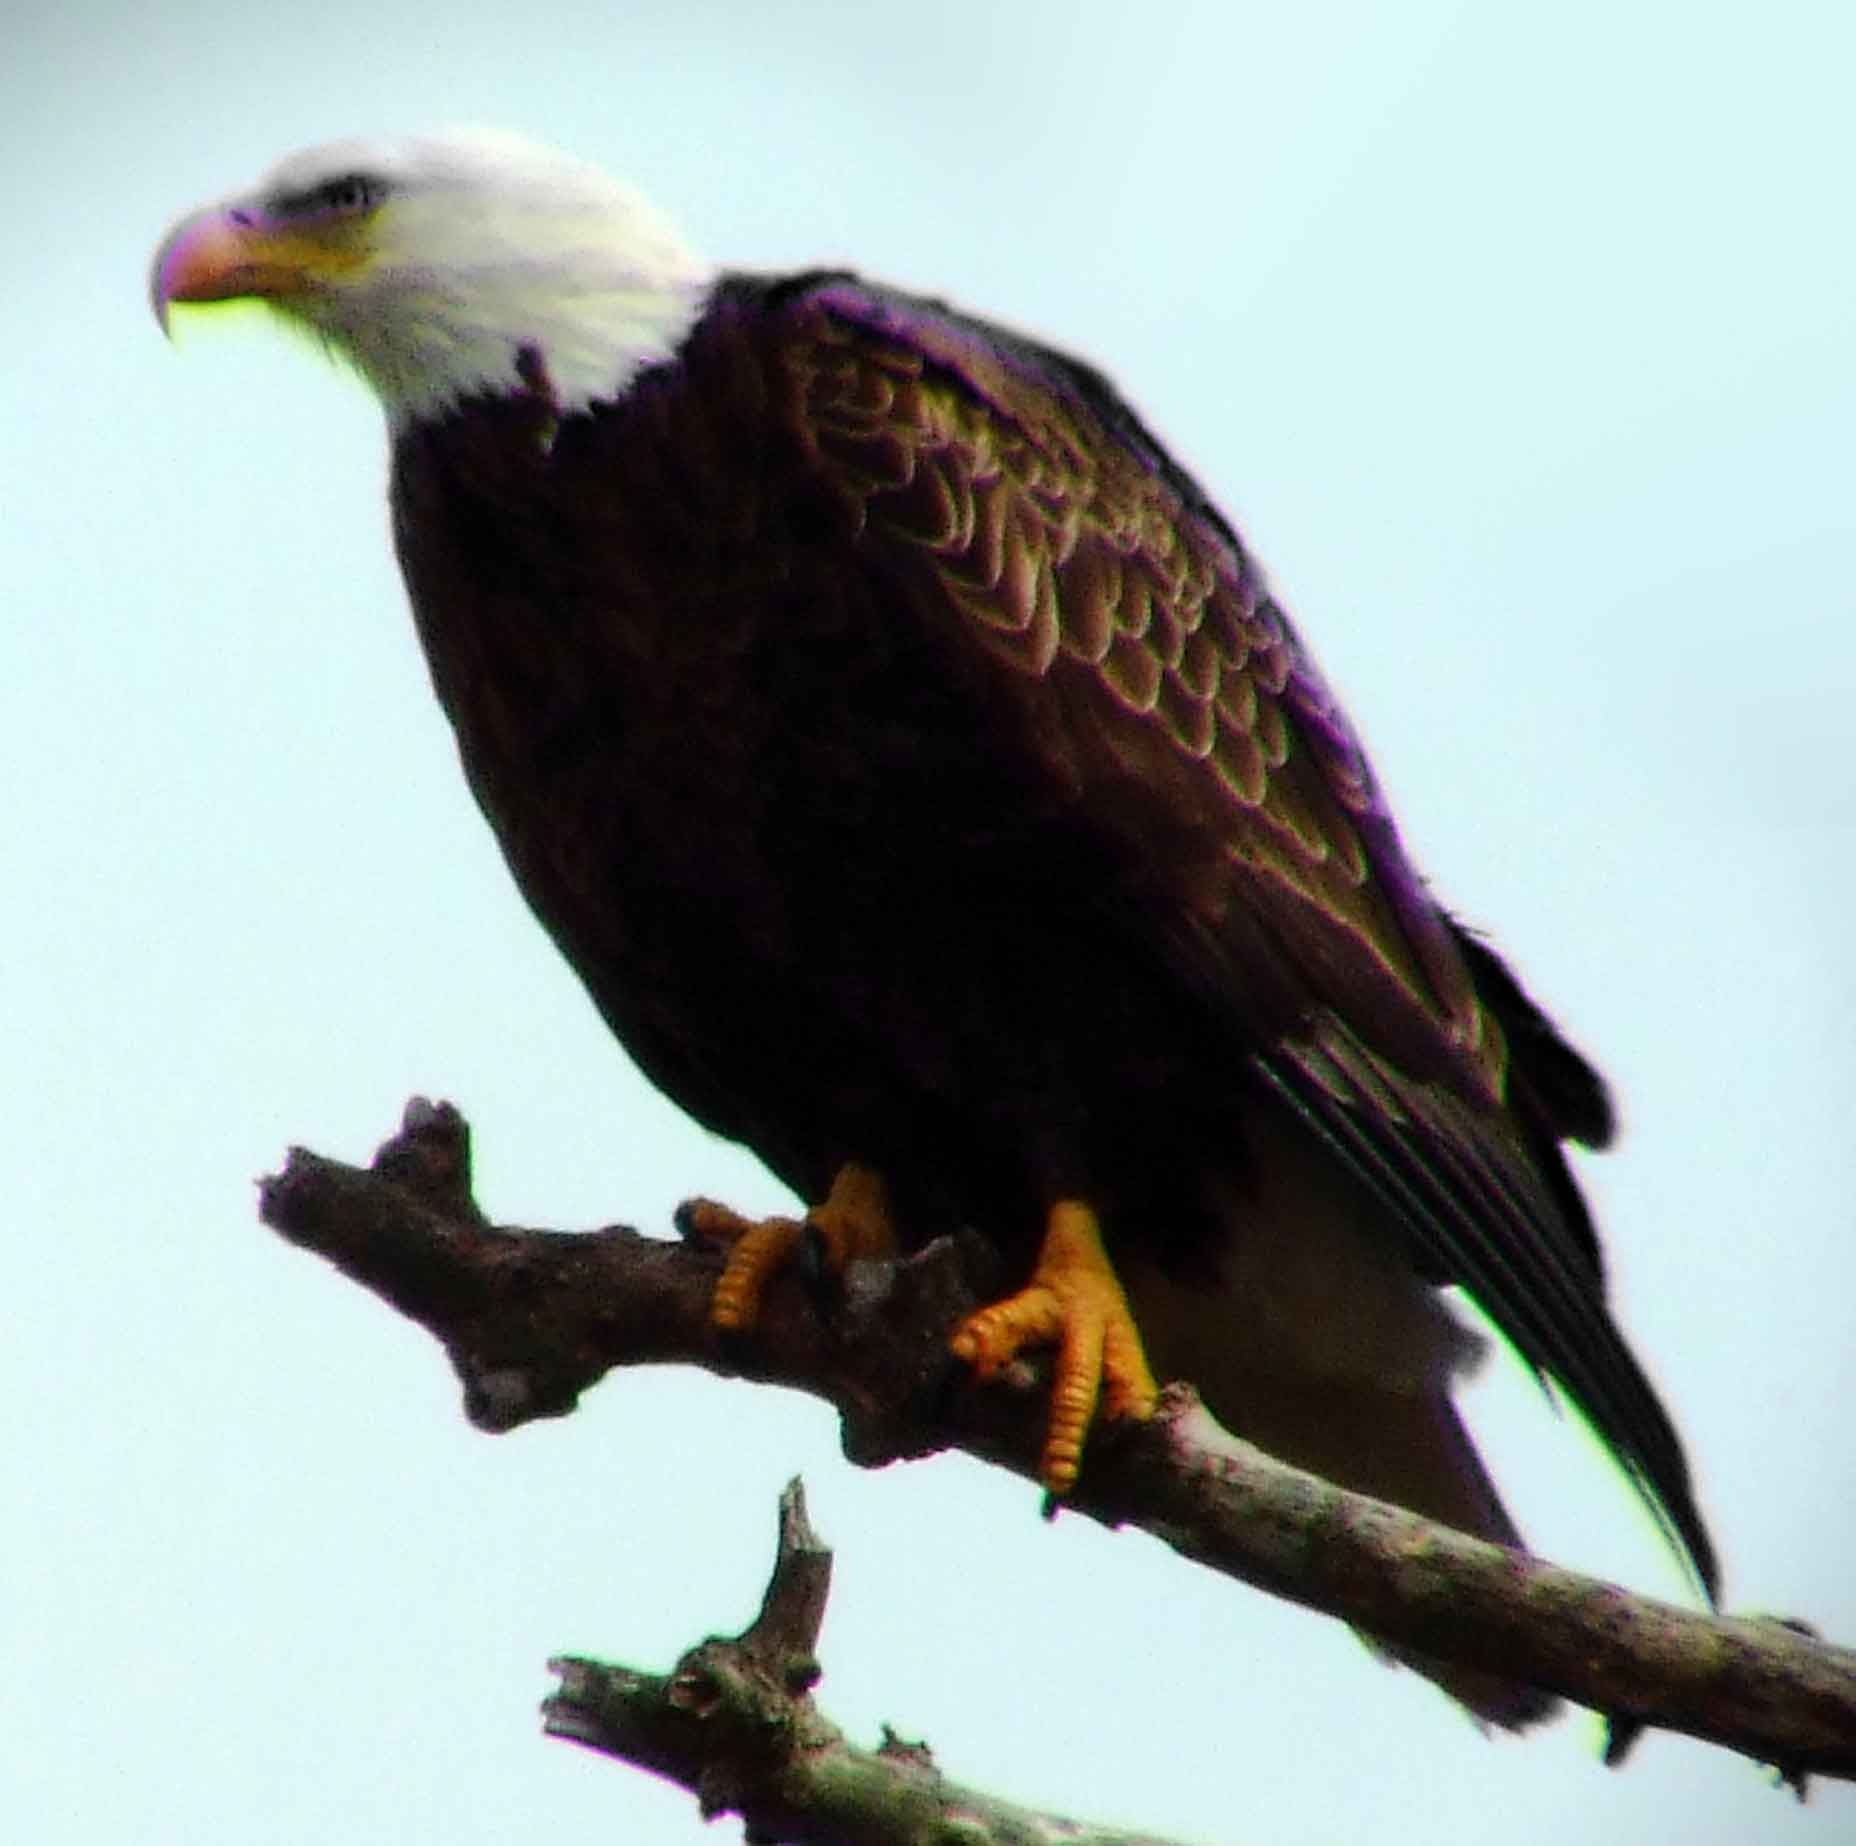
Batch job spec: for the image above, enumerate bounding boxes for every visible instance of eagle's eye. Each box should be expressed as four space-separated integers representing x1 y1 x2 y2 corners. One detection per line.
270 173 386 221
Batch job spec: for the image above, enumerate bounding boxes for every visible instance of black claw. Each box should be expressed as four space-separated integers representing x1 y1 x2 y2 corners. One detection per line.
1602 1713 1644 1767
671 1200 702 1241
711 1322 753 1359
797 1220 848 1331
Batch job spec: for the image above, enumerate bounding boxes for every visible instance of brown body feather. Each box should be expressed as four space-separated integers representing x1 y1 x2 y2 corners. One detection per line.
390 271 1715 1724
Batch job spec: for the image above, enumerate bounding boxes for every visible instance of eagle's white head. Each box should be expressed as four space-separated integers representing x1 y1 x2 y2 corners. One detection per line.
151 130 713 425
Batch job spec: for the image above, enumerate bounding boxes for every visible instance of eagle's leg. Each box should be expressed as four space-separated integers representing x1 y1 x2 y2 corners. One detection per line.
689 1162 897 1333
950 1200 1160 1495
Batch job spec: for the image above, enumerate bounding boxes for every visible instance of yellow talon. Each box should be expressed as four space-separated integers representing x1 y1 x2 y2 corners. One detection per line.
689 1163 897 1334
709 1213 806 1333
950 1199 1159 1495
807 1162 896 1266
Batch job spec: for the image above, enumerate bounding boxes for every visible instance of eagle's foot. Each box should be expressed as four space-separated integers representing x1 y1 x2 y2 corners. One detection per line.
688 1162 897 1334
949 1200 1159 1495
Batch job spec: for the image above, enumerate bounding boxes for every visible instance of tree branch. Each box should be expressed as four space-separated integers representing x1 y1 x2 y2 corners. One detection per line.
543 1478 1191 1844
258 1098 1856 1788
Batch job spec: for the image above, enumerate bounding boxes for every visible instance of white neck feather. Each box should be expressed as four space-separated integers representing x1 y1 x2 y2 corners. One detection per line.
275 134 715 427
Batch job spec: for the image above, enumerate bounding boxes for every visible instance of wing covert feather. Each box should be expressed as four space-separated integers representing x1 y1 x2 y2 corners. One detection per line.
765 279 1714 1596
785 282 1496 1099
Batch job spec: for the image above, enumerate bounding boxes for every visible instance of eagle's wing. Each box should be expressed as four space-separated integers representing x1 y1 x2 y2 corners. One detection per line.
780 278 1715 1597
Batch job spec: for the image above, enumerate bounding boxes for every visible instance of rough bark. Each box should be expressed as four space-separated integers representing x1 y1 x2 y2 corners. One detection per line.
258 1098 1856 1795
544 1479 1191 1843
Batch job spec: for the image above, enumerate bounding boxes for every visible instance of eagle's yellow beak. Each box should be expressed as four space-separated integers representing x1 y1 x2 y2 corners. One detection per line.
149 203 356 333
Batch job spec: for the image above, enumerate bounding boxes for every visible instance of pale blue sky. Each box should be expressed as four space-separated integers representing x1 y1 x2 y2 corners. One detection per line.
5 2 1853 1840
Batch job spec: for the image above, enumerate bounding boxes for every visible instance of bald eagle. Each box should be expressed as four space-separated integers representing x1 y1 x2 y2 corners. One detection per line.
153 130 1717 1728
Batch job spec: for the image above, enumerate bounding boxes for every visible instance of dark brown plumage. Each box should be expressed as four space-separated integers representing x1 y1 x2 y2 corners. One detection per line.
154 138 1718 1730
395 267 1715 1621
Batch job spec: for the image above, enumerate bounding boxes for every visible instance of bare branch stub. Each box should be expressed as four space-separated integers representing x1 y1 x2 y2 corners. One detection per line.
739 1480 832 1690
542 1480 1197 1846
